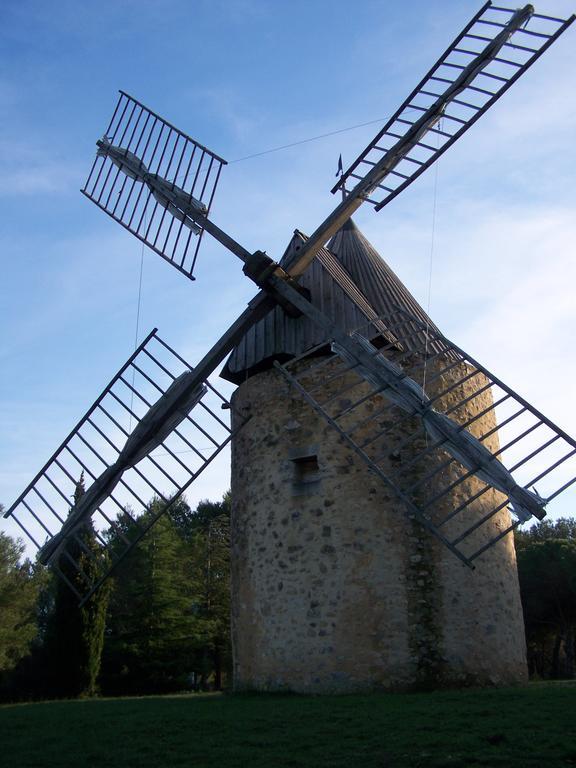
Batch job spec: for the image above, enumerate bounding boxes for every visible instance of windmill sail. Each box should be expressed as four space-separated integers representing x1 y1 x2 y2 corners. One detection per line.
331 3 574 210
331 332 545 523
82 91 226 279
3 329 247 603
274 307 576 566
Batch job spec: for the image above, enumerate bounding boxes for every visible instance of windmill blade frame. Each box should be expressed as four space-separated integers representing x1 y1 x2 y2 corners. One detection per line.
81 91 227 280
3 328 248 604
274 306 576 566
331 2 575 212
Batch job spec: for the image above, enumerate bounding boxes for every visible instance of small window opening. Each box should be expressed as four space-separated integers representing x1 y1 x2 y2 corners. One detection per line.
293 455 320 484
288 447 321 497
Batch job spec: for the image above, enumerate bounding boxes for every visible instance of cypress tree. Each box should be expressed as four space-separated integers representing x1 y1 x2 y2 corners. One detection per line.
44 474 110 697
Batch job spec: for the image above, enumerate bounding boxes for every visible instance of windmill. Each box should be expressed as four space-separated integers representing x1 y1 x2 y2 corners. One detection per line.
5 3 576 691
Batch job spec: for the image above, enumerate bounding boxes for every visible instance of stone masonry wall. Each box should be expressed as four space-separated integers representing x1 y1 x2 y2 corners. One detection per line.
230 353 527 692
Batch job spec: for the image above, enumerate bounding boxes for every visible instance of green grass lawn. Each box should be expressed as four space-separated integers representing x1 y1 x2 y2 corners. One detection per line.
1 683 575 767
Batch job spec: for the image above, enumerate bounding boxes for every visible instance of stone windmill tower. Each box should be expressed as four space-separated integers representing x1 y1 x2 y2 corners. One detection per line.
224 220 526 692
4 3 576 694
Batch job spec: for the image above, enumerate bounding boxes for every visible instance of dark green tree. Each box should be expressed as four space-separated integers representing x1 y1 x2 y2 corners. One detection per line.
102 498 197 694
171 493 231 689
184 497 231 690
0 523 43 672
515 517 576 550
102 493 232 694
170 491 231 540
43 475 111 697
516 518 576 679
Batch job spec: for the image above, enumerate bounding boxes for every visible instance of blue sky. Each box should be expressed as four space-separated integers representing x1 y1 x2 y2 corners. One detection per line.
1 0 575 549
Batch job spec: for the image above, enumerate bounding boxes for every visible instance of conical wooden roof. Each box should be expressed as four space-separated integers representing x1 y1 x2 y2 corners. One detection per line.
221 219 443 384
327 219 440 334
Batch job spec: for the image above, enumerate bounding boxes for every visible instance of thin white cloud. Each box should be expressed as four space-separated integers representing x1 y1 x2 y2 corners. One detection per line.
0 165 76 196
0 139 82 197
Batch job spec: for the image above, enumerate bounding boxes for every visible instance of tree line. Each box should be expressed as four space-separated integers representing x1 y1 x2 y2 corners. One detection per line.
0 487 231 701
0 502 575 701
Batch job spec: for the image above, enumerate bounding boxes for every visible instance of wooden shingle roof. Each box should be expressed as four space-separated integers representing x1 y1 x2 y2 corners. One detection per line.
221 219 444 384
326 218 442 335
